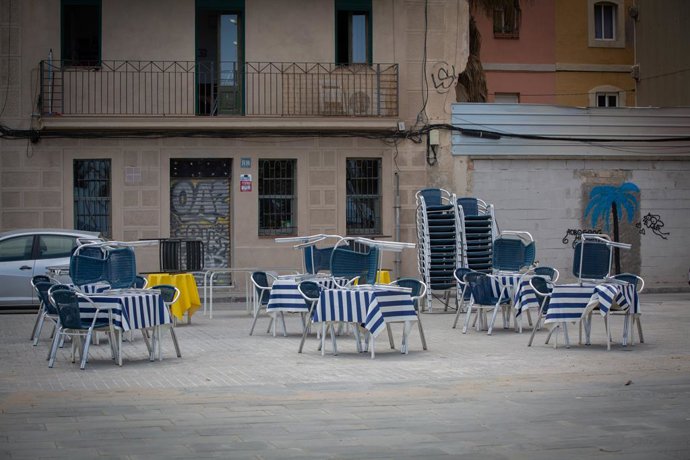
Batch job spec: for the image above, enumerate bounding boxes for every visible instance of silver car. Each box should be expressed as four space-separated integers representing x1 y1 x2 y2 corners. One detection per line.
0 228 102 307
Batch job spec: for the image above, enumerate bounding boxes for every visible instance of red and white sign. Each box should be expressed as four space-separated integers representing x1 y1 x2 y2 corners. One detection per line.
240 174 252 192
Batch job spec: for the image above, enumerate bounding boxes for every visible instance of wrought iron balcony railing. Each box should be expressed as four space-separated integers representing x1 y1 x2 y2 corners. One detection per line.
39 60 399 118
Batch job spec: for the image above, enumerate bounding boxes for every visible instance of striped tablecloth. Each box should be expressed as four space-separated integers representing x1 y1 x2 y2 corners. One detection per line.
267 276 342 313
544 283 639 324
314 287 417 337
81 291 170 331
490 273 525 300
513 279 540 317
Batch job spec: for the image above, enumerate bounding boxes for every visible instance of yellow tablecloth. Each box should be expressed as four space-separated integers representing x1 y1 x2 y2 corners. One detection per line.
147 273 201 321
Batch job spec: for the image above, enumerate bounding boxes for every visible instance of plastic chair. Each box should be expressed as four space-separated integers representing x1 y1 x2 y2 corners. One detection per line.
572 235 615 283
533 266 560 282
304 246 335 274
452 267 475 329
47 287 117 370
527 276 561 347
329 240 379 286
32 281 64 347
297 280 323 353
132 275 148 289
30 275 55 342
249 271 278 336
106 247 137 289
462 272 512 335
148 284 182 358
610 273 645 345
390 278 428 352
493 231 535 273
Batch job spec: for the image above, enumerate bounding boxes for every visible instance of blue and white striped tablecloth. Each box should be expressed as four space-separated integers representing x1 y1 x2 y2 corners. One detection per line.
544 283 638 324
314 288 417 337
490 274 524 300
513 279 539 317
267 276 342 313
80 291 170 331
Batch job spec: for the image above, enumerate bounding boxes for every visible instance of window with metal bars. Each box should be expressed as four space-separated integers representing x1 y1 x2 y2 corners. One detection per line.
258 159 297 236
346 158 381 235
73 159 111 238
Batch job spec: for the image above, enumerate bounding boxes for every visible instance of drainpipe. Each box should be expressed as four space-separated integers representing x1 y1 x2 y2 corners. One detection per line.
394 171 401 279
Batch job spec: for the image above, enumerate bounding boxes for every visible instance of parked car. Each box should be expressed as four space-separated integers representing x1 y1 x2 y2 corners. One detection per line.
0 228 102 308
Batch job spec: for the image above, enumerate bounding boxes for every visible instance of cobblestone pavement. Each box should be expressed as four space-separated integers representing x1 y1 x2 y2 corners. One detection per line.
1 293 689 459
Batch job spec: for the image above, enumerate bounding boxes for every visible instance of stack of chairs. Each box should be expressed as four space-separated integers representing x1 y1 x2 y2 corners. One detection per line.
415 188 463 311
457 197 496 274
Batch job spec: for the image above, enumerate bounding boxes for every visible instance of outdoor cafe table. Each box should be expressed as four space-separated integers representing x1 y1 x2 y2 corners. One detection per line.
146 272 201 322
266 275 343 336
489 273 530 331
79 289 171 365
313 286 418 358
515 282 639 346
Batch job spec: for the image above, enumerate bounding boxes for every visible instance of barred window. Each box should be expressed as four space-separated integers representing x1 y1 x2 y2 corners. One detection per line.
346 158 381 235
258 159 296 236
74 159 111 238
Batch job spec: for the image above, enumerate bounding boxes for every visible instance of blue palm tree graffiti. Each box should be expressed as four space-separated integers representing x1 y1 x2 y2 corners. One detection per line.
584 182 640 273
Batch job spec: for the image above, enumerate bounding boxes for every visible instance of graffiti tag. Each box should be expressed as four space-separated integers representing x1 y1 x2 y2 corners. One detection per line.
431 61 456 93
641 212 669 239
562 228 602 247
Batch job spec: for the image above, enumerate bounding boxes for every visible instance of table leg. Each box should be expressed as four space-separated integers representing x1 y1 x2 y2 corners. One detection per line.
118 330 123 366
158 325 163 361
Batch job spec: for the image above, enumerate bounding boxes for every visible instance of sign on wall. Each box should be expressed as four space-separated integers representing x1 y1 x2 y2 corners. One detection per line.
240 174 252 192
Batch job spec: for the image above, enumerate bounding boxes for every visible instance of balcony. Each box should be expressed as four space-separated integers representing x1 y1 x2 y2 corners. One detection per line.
39 60 399 122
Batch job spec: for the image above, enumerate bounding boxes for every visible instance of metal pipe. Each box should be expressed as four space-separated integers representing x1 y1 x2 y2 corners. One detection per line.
394 171 401 279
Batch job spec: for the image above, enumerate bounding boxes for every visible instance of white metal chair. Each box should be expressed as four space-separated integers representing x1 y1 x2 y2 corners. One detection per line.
389 278 428 352
149 284 182 359
249 271 279 336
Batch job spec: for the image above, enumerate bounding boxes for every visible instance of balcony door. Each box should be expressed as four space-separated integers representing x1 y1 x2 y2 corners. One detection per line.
196 2 244 115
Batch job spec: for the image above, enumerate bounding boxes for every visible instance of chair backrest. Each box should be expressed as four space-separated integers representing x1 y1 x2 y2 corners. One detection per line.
572 240 612 281
393 278 427 310
132 275 148 289
250 271 272 304
465 272 497 305
529 276 553 312
297 280 322 302
417 188 445 207
70 247 108 286
31 275 53 288
49 288 82 330
106 247 137 289
330 244 379 283
34 281 57 314
150 284 180 305
457 197 480 216
611 273 644 293
534 266 559 282
304 245 335 274
523 241 536 267
492 237 527 272
453 267 474 300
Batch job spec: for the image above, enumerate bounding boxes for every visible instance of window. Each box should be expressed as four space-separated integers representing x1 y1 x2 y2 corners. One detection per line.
258 159 296 236
594 2 616 40
0 236 34 262
336 0 372 64
37 235 80 259
61 0 101 66
493 1 521 38
596 92 618 107
346 158 381 235
588 0 624 48
74 159 111 237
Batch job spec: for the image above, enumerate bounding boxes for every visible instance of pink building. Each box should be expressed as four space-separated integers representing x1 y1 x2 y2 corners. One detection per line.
473 0 556 104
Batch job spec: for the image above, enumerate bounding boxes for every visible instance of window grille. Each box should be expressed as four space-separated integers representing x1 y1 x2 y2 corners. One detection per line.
346 158 381 235
74 159 111 238
258 159 297 236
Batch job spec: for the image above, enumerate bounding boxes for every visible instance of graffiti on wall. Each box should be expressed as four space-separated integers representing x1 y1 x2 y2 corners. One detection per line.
636 213 670 239
171 179 231 269
584 182 640 232
561 228 602 247
431 61 457 93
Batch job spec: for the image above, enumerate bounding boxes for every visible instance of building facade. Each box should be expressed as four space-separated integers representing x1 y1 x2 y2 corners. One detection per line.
0 0 469 276
474 0 635 108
